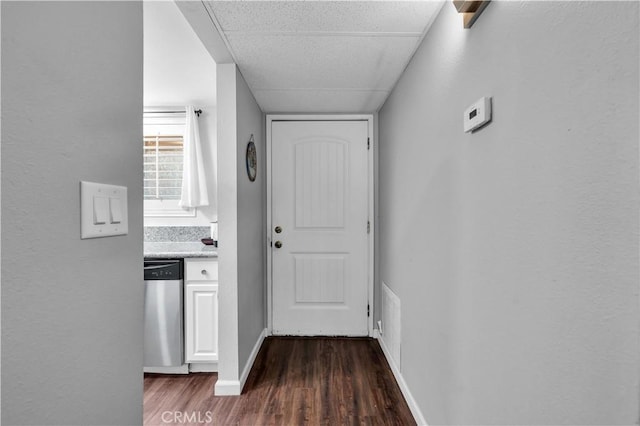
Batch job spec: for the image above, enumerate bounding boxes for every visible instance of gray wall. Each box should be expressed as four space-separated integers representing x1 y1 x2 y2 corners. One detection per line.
216 64 265 390
1 2 143 425
235 68 266 371
216 63 240 385
378 1 639 425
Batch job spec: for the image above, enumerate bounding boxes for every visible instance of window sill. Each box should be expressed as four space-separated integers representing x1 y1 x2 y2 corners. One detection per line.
144 199 196 218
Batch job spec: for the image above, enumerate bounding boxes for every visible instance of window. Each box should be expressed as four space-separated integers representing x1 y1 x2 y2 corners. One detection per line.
143 112 194 217
144 134 183 200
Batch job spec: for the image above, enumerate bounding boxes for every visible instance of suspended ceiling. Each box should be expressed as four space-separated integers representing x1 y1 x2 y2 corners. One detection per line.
179 1 445 113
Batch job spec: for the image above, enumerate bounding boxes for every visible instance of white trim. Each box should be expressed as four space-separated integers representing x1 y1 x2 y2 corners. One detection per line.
143 365 189 375
239 328 267 392
214 329 266 396
266 114 375 337
189 362 218 373
366 117 374 337
144 199 196 218
266 118 273 333
377 336 428 426
214 380 241 396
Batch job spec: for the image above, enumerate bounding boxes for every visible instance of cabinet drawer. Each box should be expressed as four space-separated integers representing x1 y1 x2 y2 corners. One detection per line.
185 258 218 281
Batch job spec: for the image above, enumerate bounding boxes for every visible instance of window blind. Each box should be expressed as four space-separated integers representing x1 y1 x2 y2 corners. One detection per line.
143 135 184 200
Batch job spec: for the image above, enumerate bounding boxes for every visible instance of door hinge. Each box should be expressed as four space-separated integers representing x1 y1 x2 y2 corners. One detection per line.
367 137 370 150
367 220 370 234
367 304 370 317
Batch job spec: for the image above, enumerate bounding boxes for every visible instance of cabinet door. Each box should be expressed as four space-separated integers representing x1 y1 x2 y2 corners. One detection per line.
185 283 218 362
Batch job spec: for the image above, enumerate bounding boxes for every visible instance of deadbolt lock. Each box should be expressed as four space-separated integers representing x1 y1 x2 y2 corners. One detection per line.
274 241 283 249
274 226 283 234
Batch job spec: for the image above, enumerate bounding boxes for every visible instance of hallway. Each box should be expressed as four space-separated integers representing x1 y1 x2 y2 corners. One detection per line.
144 337 415 425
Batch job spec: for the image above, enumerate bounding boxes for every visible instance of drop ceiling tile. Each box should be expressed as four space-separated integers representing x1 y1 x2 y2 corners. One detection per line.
227 34 420 90
253 89 390 113
208 1 443 34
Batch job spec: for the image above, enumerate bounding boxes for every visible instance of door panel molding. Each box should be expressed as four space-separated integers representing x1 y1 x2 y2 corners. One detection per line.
266 115 374 336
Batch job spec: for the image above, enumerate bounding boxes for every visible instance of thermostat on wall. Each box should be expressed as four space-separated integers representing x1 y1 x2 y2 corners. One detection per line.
464 96 492 133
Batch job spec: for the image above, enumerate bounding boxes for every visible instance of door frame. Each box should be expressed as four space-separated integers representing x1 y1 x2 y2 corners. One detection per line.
266 114 375 337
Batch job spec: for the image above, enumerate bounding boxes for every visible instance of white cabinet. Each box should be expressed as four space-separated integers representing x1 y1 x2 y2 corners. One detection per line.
184 258 218 363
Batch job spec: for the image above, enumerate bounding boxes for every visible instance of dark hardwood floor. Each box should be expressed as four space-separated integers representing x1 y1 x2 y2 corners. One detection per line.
144 337 415 425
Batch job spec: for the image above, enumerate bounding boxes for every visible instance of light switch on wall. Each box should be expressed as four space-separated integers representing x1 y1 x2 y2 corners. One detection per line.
109 197 122 224
81 181 128 239
93 196 109 225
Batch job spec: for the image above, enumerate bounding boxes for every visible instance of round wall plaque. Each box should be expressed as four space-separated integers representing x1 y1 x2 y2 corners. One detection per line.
246 138 257 182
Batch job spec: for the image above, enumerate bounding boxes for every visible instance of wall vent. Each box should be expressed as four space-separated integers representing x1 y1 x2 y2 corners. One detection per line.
381 281 401 368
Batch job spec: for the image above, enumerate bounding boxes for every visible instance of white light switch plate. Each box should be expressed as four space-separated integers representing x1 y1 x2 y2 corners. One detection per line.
80 181 128 239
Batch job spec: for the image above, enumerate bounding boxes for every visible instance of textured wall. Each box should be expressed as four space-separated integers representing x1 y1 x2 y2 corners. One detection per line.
216 64 240 386
378 1 639 424
216 64 265 392
1 2 143 425
235 67 266 372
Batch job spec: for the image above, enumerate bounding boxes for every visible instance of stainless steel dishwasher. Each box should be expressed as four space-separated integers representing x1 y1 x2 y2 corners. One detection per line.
144 259 184 368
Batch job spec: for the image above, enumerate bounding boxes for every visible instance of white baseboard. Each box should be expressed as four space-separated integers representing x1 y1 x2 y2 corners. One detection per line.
143 365 189 374
239 328 267 392
214 380 241 395
214 328 267 396
189 362 218 373
377 336 428 426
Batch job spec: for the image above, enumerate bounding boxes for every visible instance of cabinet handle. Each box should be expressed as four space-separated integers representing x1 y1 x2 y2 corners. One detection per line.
201 269 207 275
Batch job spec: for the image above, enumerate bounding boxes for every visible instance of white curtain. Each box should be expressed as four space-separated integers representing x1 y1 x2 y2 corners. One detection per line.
179 105 209 208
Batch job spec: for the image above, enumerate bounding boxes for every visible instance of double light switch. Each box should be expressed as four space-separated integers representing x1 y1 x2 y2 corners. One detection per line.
92 196 122 225
81 181 128 239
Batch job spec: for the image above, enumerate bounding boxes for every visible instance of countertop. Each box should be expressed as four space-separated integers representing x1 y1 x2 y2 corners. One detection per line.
144 242 218 259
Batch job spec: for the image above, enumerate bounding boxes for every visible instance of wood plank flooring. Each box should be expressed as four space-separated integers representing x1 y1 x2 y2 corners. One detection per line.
144 337 415 425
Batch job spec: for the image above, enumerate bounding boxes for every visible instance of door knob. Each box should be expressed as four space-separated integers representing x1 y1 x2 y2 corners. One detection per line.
274 241 283 249
274 226 282 234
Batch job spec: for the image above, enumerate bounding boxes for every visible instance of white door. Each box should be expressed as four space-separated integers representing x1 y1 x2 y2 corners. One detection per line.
271 120 369 336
